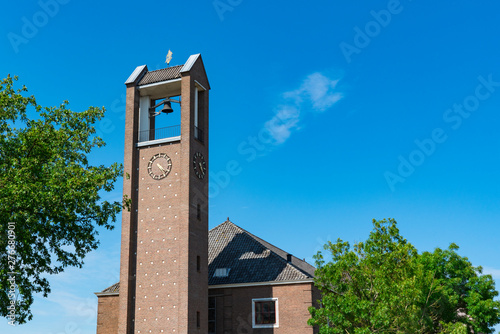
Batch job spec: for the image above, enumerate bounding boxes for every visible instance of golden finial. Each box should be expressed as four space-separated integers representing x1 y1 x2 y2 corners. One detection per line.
165 50 173 66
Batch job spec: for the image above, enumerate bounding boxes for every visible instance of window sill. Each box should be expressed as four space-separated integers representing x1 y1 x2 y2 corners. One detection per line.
136 136 181 147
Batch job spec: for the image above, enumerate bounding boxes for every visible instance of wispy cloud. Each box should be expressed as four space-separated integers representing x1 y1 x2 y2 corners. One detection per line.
45 290 96 319
482 266 500 279
284 73 343 111
46 245 119 286
264 106 300 144
264 72 343 144
30 245 120 329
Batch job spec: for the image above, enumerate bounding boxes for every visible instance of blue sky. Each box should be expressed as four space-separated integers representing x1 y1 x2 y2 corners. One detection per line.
2 0 500 332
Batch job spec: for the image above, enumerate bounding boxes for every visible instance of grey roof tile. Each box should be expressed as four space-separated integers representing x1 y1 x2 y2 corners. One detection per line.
101 282 119 293
208 220 315 285
138 65 183 86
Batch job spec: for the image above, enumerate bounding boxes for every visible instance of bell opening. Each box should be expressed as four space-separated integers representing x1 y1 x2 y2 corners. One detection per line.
152 96 181 131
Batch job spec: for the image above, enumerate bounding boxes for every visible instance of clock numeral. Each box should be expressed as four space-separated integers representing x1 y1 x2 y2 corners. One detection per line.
193 152 206 179
148 153 172 180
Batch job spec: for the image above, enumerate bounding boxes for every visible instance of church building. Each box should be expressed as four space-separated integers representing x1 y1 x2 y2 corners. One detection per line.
94 54 319 334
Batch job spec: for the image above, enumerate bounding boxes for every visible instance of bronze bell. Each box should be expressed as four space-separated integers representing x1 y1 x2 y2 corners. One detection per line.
161 101 174 114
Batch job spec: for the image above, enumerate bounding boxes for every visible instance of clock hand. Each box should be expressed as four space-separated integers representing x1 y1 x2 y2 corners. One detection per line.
157 163 166 173
199 162 204 173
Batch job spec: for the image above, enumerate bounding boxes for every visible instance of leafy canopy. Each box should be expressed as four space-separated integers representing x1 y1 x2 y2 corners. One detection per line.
0 75 123 324
308 218 500 334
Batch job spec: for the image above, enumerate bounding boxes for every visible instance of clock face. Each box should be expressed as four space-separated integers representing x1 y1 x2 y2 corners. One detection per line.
147 153 172 180
193 152 206 179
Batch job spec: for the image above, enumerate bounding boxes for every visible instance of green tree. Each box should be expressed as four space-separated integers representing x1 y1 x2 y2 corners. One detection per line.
308 218 500 334
0 75 123 324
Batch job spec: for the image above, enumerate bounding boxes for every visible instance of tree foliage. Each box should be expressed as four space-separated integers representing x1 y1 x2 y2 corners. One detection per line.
308 218 500 334
0 75 123 324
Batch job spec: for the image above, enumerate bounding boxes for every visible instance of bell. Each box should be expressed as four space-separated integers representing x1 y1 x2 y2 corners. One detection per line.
161 101 174 114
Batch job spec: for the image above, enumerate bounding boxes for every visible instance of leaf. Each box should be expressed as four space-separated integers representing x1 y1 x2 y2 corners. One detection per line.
0 76 123 324
309 218 500 333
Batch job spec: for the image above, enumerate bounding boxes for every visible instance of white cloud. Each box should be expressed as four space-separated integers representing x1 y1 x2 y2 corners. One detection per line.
482 266 500 279
46 290 97 320
264 106 300 144
265 72 343 144
284 72 343 111
47 245 119 286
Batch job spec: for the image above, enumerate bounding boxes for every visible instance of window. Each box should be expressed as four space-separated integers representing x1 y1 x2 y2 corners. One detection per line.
208 297 216 334
194 86 205 143
252 298 279 328
197 311 200 329
197 256 201 272
213 268 230 278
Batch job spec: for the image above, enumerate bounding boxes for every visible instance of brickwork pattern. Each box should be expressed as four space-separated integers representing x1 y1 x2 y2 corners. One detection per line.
97 295 120 334
209 283 317 334
134 142 183 334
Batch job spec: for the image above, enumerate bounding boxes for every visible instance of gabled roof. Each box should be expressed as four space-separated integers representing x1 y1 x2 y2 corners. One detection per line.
180 54 201 73
96 282 119 296
125 54 210 90
97 219 315 294
125 65 147 85
209 220 315 285
137 65 183 86
103 282 120 293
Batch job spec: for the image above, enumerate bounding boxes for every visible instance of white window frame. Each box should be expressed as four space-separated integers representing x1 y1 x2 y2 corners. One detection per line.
252 298 279 329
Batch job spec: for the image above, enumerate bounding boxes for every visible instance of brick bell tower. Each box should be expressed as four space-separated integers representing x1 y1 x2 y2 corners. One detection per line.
118 54 210 334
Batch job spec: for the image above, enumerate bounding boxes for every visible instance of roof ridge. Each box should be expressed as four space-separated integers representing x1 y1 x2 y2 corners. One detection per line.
101 282 120 293
209 219 243 232
220 220 315 278
146 64 184 74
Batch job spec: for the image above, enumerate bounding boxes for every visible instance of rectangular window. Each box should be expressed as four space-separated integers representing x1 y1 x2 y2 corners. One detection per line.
194 87 199 128
213 268 230 278
252 298 279 328
208 297 216 334
194 87 205 143
197 311 200 329
197 255 201 272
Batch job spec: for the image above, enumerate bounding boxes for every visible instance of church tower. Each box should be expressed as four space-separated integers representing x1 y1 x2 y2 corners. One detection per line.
118 54 210 334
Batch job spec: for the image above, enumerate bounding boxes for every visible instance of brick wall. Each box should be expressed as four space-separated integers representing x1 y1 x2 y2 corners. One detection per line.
97 294 119 334
209 282 317 334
